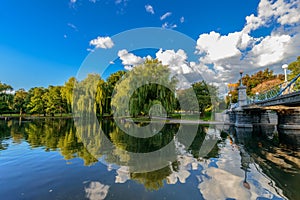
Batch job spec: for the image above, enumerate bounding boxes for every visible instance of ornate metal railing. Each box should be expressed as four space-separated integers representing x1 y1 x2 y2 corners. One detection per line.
247 73 300 104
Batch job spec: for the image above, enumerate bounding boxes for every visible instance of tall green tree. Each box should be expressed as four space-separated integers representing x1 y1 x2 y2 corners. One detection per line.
74 74 101 118
112 59 177 117
95 79 107 116
61 77 76 113
0 82 13 114
44 86 67 116
177 81 218 115
26 87 47 115
106 71 126 114
13 89 28 115
176 88 199 112
193 81 218 115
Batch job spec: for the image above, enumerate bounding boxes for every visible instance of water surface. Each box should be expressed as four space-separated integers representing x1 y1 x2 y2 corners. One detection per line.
0 119 299 199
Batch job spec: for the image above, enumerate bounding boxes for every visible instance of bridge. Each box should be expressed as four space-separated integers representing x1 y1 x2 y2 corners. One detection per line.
227 72 300 147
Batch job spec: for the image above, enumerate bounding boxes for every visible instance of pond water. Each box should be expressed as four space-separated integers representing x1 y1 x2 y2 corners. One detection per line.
0 119 299 200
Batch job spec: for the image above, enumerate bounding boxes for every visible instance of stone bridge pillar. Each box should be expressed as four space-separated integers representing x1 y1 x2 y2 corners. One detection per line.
257 110 278 138
238 85 247 107
234 82 252 129
277 109 300 147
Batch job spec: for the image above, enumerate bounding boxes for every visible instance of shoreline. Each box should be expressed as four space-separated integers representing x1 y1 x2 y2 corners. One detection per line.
0 115 229 125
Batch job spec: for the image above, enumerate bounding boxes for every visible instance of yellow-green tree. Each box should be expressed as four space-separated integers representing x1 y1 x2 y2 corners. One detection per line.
105 71 126 114
288 56 300 79
112 59 177 117
26 87 47 115
61 77 76 113
0 82 13 114
44 86 67 116
13 89 27 115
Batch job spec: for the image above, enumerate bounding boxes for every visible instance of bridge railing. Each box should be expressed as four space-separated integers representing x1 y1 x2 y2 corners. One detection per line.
248 73 300 104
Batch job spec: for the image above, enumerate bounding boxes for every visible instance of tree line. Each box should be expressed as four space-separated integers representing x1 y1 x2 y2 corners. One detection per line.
0 59 221 117
0 71 125 116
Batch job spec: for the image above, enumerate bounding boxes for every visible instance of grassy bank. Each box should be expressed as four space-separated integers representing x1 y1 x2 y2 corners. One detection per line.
170 112 212 121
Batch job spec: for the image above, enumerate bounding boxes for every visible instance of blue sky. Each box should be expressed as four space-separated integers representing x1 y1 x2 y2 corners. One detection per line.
1 0 299 91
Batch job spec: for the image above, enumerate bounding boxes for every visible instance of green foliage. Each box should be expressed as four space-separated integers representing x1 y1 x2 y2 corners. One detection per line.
95 78 107 116
0 95 13 115
288 56 300 79
2 56 300 116
61 77 76 113
44 86 67 116
0 82 13 114
13 89 27 115
177 88 199 112
242 68 278 95
73 73 119 118
26 87 47 115
288 56 300 90
193 81 218 114
73 74 100 118
105 71 126 114
112 59 177 117
0 82 13 93
177 80 218 116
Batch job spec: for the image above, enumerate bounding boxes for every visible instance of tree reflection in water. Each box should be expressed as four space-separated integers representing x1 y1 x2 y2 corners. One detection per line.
0 119 220 191
99 120 220 191
0 119 98 166
1 118 294 199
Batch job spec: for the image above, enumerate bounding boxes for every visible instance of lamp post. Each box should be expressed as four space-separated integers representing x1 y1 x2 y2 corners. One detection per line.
282 64 288 82
229 93 232 104
239 70 244 86
255 92 259 101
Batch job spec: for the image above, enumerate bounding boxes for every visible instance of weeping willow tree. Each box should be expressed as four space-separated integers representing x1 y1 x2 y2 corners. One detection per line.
112 59 177 117
61 77 76 114
106 71 126 114
73 74 108 118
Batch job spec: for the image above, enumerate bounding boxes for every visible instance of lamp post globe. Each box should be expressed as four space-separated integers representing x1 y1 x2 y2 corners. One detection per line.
282 64 288 82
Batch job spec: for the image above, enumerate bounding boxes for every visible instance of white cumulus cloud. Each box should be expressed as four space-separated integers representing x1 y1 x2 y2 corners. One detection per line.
248 34 292 67
193 0 300 91
89 36 114 49
244 0 300 33
118 49 144 69
156 49 192 74
196 31 242 63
